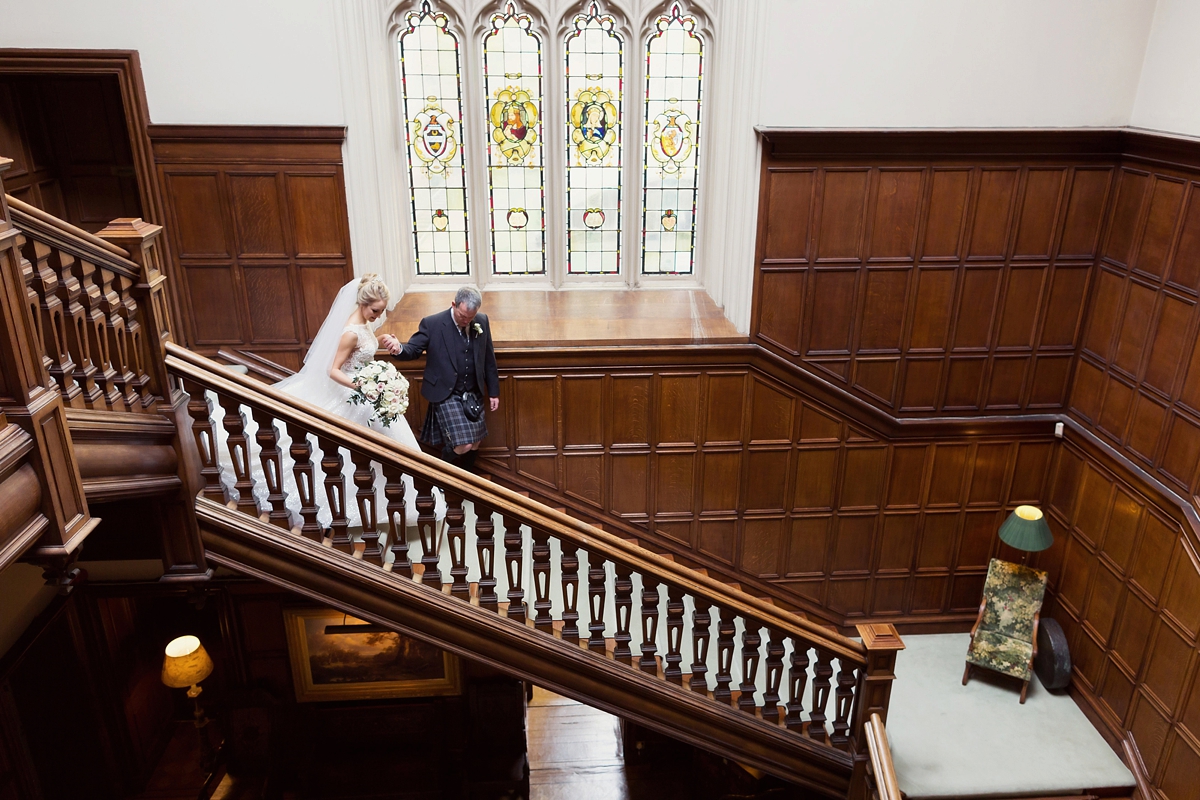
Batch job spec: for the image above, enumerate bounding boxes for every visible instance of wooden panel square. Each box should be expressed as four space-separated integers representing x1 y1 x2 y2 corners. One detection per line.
860 269 909 350
1144 622 1192 712
928 444 968 505
1073 628 1105 688
611 453 649 515
1028 355 1072 408
1059 537 1095 614
749 379 793 442
763 169 813 260
957 511 999 569
1098 375 1135 441
922 169 970 258
997 267 1047 348
827 580 868 617
741 518 783 577
1102 489 1141 573
953 268 1002 348
911 576 948 613
1074 465 1114 548
1182 660 1200 742
287 174 346 257
840 447 886 509
657 521 692 545
564 454 603 507
1085 565 1123 642
657 374 700 445
1177 333 1200 414
1114 281 1158 376
1163 548 1200 637
1127 393 1167 463
746 450 789 512
871 577 907 615
968 443 1009 505
1014 168 1065 258
853 358 899 406
909 268 956 349
517 454 557 488
794 448 837 510
1010 442 1052 503
1059 167 1111 258
787 516 830 575
798 403 841 442
1082 269 1126 360
243 266 297 342
1104 170 1150 266
985 356 1029 409
879 514 918 571
1169 184 1200 292
229 173 287 256
655 452 695 513
944 357 986 410
1070 358 1106 422
1049 446 1084 520
1144 295 1194 395
562 376 604 447
807 270 858 354
968 169 1018 258
917 512 958 569
1134 177 1185 279
1133 515 1177 602
887 446 927 507
298 265 350 343
704 373 745 444
167 172 230 257
1040 266 1091 347
950 573 987 612
701 451 741 512
184 266 242 343
1099 659 1136 723
832 515 875 573
698 519 736 564
1130 695 1172 774
757 270 804 353
900 358 943 411
1161 413 1200 488
611 376 650 445
869 170 922 259
514 377 556 447
816 170 869 260
1160 737 1200 800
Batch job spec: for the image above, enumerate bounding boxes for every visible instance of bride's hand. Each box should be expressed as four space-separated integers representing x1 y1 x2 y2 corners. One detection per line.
379 334 401 354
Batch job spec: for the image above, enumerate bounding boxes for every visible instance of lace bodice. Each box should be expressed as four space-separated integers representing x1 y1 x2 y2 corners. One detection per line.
339 324 378 376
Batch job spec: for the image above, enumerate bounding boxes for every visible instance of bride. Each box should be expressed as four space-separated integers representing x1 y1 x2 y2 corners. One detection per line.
215 274 443 539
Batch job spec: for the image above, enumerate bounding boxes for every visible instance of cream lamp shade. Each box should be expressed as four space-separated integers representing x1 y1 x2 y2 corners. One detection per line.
162 635 214 698
998 505 1054 553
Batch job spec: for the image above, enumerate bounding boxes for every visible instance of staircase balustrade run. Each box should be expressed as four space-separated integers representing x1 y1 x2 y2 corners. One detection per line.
165 342 903 789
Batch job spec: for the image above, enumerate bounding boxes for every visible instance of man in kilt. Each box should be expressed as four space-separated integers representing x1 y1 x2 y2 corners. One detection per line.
389 286 499 470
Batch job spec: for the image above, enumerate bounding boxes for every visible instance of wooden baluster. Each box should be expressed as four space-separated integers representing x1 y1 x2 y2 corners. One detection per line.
809 649 834 744
738 621 761 714
762 629 786 724
16 233 56 391
531 527 552 630
639 575 660 675
116 271 151 409
663 585 684 685
286 424 322 542
383 464 411 576
49 248 102 408
182 380 225 503
217 393 259 517
612 563 633 665
474 502 498 610
251 408 290 530
689 598 711 694
22 236 81 405
831 658 857 750
445 492 469 599
317 436 351 553
786 640 811 733
350 450 380 562
560 544 580 642
100 267 138 411
587 551 607 653
75 257 120 410
503 514 526 621
414 476 441 586
714 607 736 705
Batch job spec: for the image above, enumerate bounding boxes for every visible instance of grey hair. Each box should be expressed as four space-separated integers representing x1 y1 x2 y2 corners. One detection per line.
454 285 482 311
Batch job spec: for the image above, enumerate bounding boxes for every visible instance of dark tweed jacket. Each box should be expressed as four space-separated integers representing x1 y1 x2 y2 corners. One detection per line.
394 307 500 403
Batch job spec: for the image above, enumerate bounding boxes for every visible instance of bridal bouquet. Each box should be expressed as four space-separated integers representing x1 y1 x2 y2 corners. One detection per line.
348 360 409 427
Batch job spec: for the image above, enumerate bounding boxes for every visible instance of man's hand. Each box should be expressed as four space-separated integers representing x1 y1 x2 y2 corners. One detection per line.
489 396 500 412
379 333 401 355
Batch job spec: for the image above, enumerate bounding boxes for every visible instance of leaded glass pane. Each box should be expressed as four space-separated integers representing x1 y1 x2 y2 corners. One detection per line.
483 4 545 276
398 2 470 276
565 2 623 275
641 4 702 276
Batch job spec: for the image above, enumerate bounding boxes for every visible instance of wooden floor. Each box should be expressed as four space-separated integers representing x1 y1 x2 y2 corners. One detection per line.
379 289 744 347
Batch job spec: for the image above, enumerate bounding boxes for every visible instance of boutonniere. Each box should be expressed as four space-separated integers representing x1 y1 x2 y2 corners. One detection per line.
472 322 483 336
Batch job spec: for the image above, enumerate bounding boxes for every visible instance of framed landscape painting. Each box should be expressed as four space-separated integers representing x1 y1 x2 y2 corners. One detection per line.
283 607 461 702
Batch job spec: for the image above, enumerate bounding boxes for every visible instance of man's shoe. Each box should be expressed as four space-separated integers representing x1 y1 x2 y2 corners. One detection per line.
459 450 479 472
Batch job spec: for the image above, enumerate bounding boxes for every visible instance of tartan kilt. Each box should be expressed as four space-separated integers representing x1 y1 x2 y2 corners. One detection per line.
421 394 488 449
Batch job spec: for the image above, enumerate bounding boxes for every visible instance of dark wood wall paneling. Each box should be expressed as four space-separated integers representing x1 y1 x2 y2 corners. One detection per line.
0 75 142 231
753 134 1113 417
149 126 355 371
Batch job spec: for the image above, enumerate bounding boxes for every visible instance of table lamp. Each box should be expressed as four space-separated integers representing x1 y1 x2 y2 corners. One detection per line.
998 505 1053 561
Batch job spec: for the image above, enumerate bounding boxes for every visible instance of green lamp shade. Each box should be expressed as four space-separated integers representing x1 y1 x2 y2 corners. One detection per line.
998 505 1053 552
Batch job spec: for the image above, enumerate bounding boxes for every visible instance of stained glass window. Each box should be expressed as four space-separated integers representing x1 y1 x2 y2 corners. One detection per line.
640 4 702 276
483 4 545 275
397 2 470 276
565 2 623 275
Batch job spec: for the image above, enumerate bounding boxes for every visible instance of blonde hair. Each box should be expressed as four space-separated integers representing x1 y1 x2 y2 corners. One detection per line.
356 273 390 307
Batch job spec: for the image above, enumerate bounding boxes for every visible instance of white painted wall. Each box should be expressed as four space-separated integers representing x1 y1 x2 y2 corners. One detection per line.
1131 0 1200 136
0 0 344 125
757 0 1158 128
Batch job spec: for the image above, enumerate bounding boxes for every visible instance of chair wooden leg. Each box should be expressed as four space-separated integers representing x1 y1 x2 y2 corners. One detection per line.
962 663 971 686
1020 680 1029 704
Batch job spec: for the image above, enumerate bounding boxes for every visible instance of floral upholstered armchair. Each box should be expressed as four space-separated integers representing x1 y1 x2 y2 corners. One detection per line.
962 558 1048 704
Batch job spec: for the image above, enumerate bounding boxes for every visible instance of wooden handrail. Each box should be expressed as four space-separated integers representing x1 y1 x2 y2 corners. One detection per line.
165 341 866 663
7 194 136 269
1122 731 1153 800
864 713 902 800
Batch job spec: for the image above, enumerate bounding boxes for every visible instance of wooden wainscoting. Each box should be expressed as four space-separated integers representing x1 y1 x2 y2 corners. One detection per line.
149 125 354 371
753 130 1117 417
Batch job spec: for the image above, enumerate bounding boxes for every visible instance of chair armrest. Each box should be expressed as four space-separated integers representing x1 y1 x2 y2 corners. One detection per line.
1031 612 1041 659
969 598 986 638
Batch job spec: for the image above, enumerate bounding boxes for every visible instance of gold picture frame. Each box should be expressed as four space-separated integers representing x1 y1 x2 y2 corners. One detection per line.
283 607 461 702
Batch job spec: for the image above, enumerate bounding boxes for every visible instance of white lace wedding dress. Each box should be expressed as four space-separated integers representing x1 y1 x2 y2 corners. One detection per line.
213 279 444 538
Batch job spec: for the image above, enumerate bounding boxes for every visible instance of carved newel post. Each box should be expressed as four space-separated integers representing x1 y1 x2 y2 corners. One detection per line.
848 623 905 800
97 218 211 583
0 159 97 588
